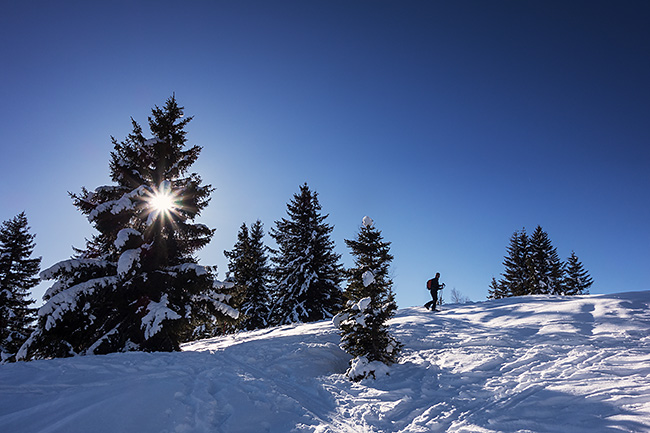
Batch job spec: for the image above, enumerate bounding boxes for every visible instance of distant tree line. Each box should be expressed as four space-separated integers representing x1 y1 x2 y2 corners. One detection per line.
489 226 593 299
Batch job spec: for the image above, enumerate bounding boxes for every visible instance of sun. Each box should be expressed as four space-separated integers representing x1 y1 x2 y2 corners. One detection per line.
150 191 175 212
146 181 179 221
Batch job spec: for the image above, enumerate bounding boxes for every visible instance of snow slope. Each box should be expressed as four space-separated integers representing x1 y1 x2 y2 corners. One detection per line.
1 291 650 433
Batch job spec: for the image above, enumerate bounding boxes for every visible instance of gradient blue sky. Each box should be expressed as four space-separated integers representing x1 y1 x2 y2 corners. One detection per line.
1 1 648 308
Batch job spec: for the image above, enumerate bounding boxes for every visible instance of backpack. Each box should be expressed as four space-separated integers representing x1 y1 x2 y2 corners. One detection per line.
427 279 433 290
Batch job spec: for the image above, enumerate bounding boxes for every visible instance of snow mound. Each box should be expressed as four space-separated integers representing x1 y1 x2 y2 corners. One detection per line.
2 291 650 432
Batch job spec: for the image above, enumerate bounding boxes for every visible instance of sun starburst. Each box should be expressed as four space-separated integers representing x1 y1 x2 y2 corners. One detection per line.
146 181 179 222
150 191 175 213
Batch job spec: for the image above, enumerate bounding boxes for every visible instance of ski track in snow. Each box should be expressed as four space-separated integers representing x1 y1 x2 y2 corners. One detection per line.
1 292 650 432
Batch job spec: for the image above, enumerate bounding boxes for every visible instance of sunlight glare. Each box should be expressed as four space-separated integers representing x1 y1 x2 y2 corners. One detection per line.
150 191 175 212
147 180 179 222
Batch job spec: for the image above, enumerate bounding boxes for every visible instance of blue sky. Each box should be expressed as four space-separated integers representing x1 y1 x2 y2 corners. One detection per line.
1 1 648 307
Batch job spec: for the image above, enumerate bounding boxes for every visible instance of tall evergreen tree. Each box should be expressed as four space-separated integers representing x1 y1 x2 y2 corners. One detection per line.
18 96 237 361
269 183 343 325
334 216 402 381
499 228 530 297
0 213 40 362
563 251 593 295
224 220 272 331
528 225 564 295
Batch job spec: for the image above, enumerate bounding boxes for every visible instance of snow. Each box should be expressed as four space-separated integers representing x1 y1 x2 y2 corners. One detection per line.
355 297 372 312
362 270 375 287
141 294 181 340
170 263 209 277
192 291 239 320
40 258 111 282
114 228 141 250
2 291 650 432
347 356 391 381
38 276 118 332
362 215 374 227
144 138 161 147
88 186 147 222
117 248 141 276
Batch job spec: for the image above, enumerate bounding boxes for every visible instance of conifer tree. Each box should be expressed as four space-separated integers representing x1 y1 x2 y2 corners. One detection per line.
0 213 40 362
18 96 237 360
563 251 593 295
269 183 343 325
487 277 506 300
334 216 402 381
528 226 564 295
224 220 272 331
499 228 530 297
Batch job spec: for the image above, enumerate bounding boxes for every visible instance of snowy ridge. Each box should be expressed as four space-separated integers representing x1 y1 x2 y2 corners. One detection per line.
2 291 650 432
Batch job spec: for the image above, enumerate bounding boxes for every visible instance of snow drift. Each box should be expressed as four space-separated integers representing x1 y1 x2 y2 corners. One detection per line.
1 291 650 432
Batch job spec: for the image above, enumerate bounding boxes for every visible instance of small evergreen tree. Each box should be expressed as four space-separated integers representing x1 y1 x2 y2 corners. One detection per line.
562 251 593 295
224 220 272 331
18 96 237 360
269 183 343 325
334 216 402 381
528 226 564 295
487 277 506 300
0 213 40 362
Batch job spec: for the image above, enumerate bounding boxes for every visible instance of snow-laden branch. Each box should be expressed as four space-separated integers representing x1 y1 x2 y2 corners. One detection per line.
88 185 148 222
141 294 181 340
39 276 119 331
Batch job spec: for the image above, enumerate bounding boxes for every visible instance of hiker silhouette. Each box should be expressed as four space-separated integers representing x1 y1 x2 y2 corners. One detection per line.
425 272 444 311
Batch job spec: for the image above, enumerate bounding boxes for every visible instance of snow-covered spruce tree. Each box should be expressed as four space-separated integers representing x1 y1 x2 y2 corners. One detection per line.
496 228 531 298
334 216 402 381
269 183 343 325
18 96 237 360
224 220 272 331
528 225 564 295
562 251 593 295
0 212 40 362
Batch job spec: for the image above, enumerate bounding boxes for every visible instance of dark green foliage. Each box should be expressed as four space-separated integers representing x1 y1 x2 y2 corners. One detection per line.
563 251 593 295
487 277 506 300
500 228 530 297
335 217 402 381
19 96 236 360
0 213 40 362
528 226 564 295
269 183 343 325
491 226 593 299
224 220 272 331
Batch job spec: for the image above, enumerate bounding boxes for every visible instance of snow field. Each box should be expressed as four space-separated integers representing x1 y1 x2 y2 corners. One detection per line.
1 291 649 432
